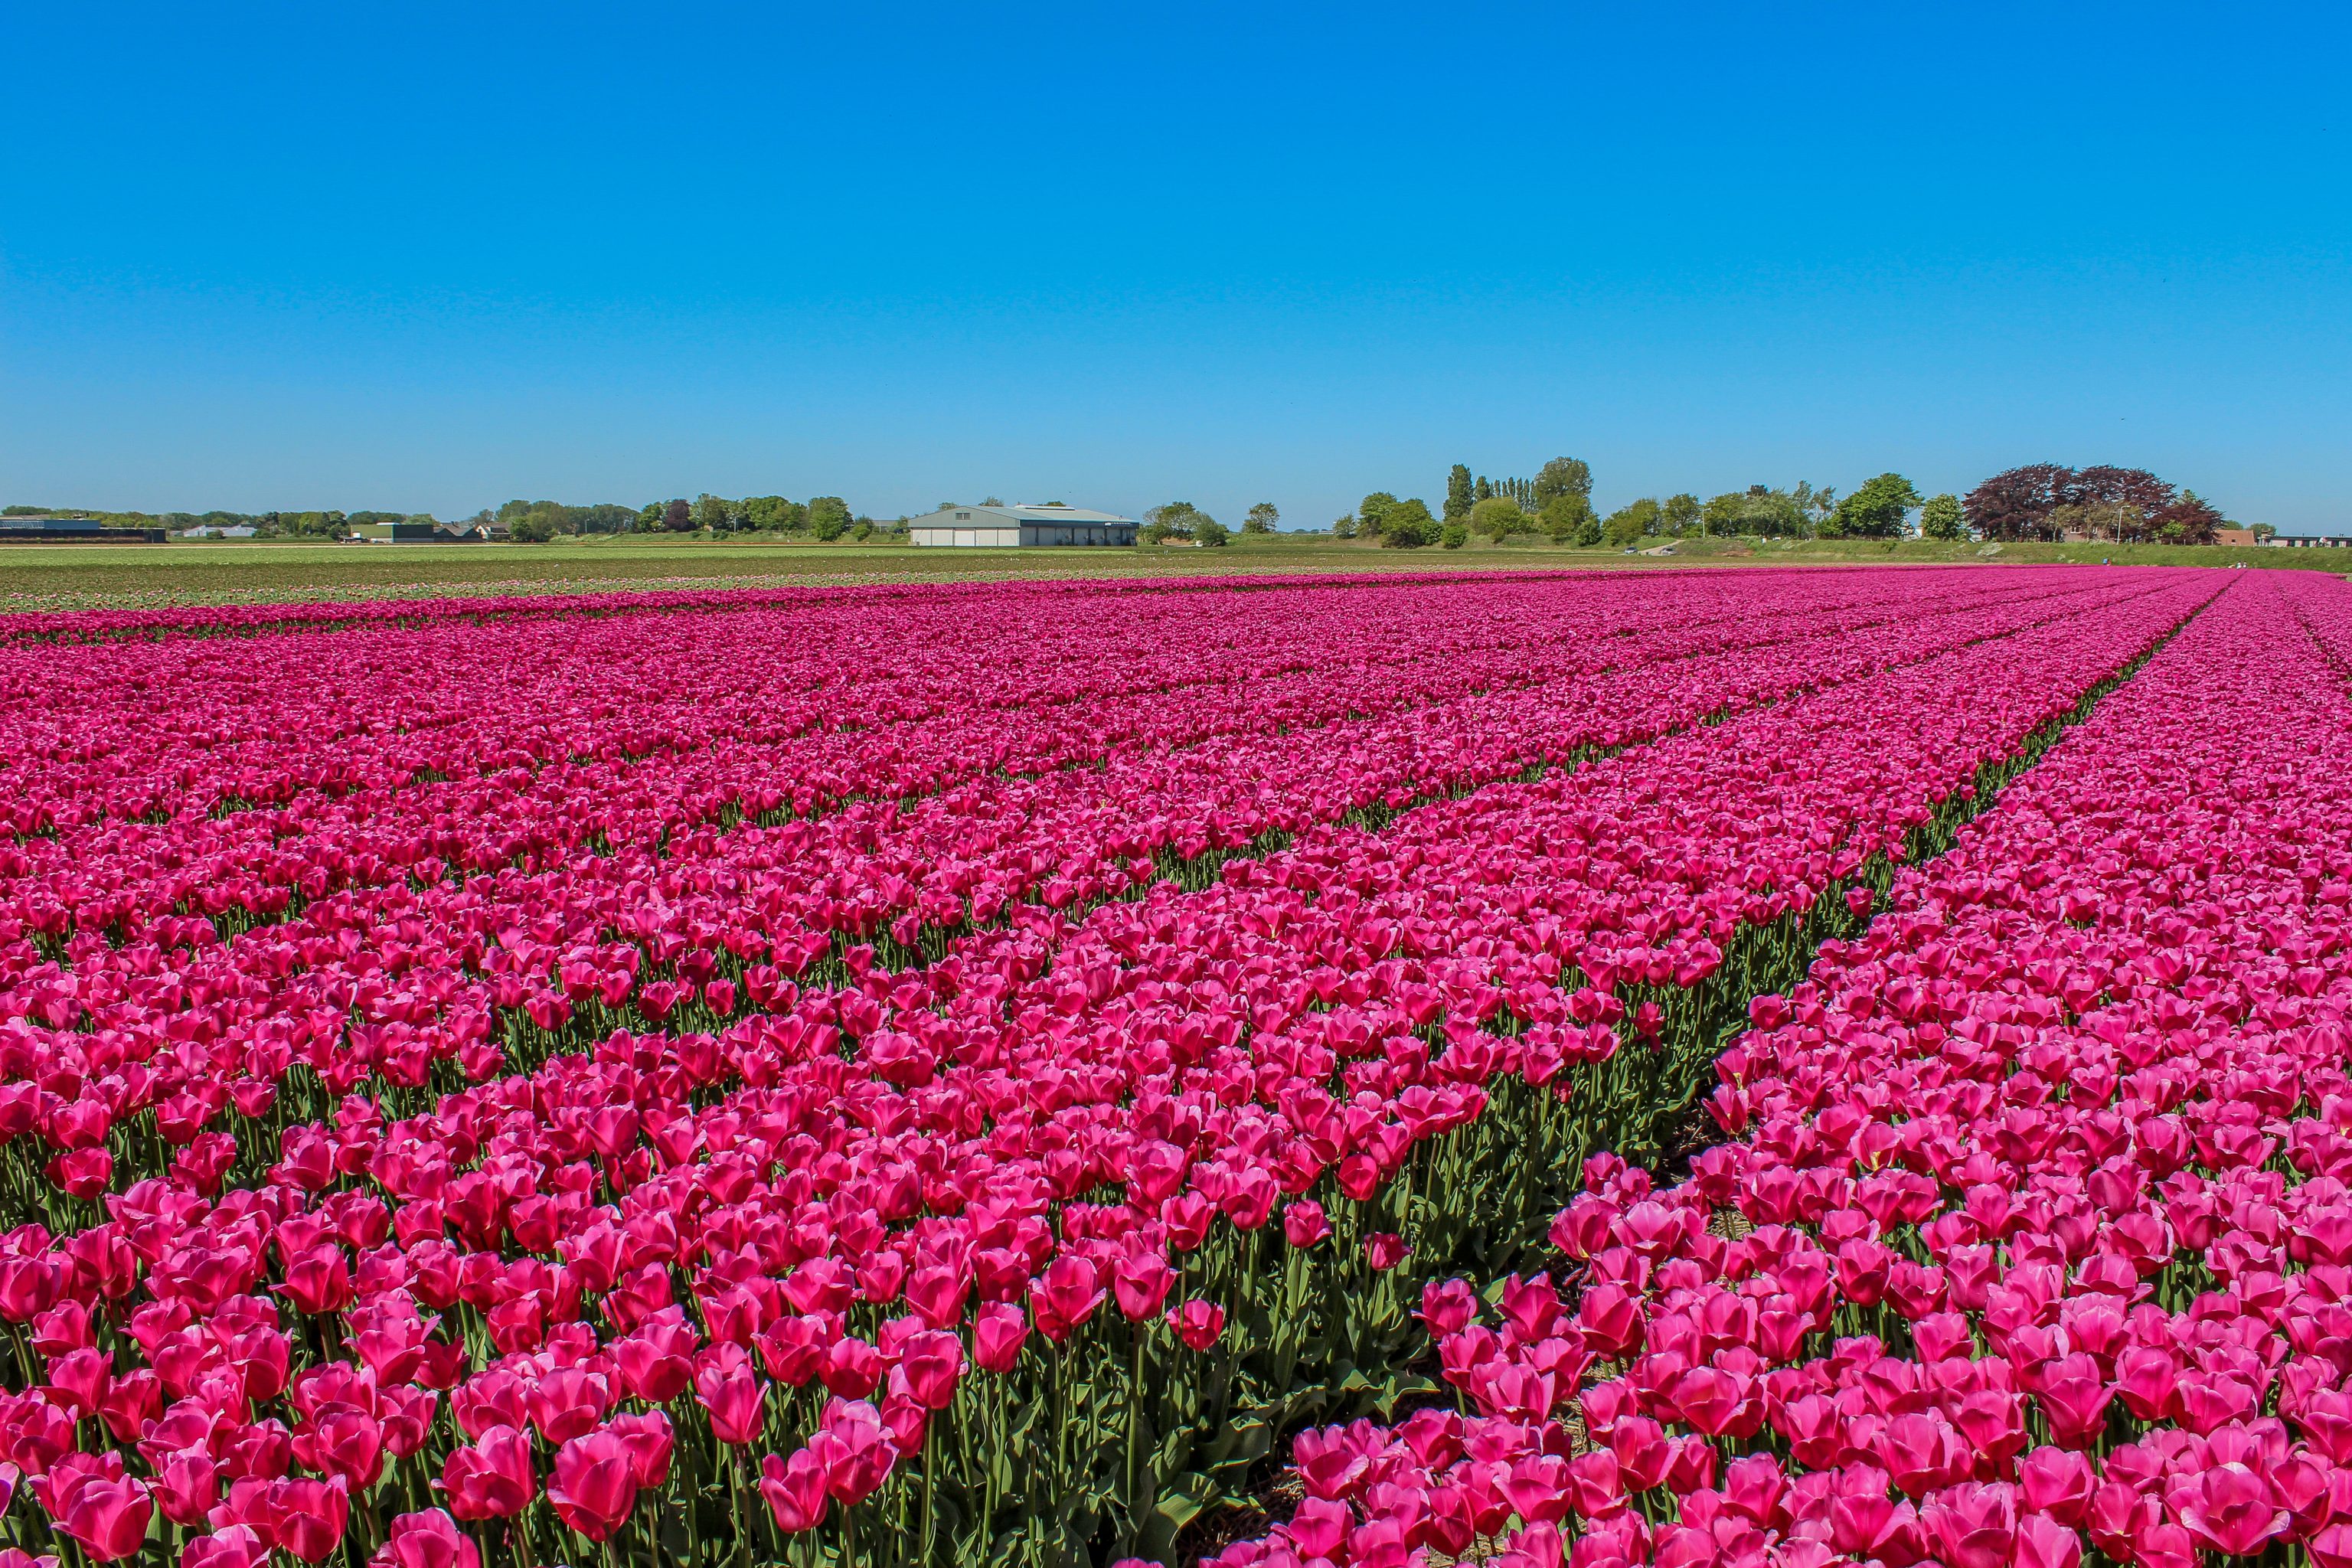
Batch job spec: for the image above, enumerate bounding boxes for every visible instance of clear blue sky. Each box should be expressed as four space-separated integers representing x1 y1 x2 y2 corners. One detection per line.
5 3 2347 529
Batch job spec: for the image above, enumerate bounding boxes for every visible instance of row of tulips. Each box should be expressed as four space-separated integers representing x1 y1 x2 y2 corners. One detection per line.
1208 568 2352 1568
0 570 2224 1567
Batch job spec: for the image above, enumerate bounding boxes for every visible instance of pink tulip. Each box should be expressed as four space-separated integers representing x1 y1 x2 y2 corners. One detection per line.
604 1410 674 1488
179 1528 268 1568
374 1509 481 1568
1168 1299 1225 1351
1030 1256 1105 1341
439 1426 534 1521
546 1429 639 1541
759 1449 829 1532
972 1302 1030 1373
896 1331 964 1410
57 1474 154 1563
265 1477 349 1565
2171 1462 2290 1557
1282 1202 1332 1249
809 1400 896 1505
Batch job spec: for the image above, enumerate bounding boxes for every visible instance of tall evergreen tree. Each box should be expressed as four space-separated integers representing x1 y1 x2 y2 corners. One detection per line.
1444 465 1474 523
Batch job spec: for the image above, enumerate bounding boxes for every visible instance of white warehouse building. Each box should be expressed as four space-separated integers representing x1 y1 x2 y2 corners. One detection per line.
906 501 1138 547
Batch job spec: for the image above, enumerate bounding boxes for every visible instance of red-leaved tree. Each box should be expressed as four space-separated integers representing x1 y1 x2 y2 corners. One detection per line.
1965 464 2222 544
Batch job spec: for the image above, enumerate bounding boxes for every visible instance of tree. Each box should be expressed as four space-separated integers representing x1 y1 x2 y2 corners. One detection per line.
808 496 852 541
1918 493 1965 540
1661 494 1701 535
1824 473 1922 538
2154 488 2224 545
1441 522 1468 549
1703 487 1807 537
1145 501 1209 541
1357 492 1400 539
1602 498 1660 547
979 496 1004 507
742 495 802 532
510 514 555 544
1540 493 1596 543
1790 482 1839 532
1331 514 1360 539
1243 501 1279 534
1964 464 2077 541
1444 465 1475 523
1377 498 1440 548
1534 457 1593 511
690 494 734 531
1194 517 1231 547
662 498 692 531
1469 496 1530 538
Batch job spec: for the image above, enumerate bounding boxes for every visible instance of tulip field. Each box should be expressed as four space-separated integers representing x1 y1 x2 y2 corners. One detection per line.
0 564 2341 1568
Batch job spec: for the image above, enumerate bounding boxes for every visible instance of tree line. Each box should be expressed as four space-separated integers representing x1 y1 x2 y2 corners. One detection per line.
1960 466 2231 544
12 462 2242 550
493 495 874 542
1138 501 1282 546
1323 459 2238 549
3 495 880 543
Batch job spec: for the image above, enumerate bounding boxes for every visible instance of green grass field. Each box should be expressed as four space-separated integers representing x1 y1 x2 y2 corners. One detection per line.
1 530 2343 612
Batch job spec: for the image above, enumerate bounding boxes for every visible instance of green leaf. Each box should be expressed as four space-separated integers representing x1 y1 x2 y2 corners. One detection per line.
1152 1470 1220 1531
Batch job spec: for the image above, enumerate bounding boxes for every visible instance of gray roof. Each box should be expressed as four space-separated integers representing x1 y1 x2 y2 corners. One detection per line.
913 503 1135 525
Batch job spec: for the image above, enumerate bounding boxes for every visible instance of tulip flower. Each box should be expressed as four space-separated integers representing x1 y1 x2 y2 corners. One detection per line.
178 1528 268 1568
972 1302 1031 1373
55 1473 153 1563
1168 1299 1226 1351
759 1448 829 1533
439 1426 534 1521
604 1411 675 1488
265 1477 350 1565
546 1429 640 1541
373 1510 481 1568
694 1347 769 1446
1281 1201 1332 1249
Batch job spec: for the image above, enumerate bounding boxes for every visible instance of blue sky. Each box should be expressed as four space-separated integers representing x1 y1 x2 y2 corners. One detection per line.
4 3 2347 529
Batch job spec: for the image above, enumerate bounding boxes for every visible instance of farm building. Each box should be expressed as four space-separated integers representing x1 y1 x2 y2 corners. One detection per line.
0 514 165 544
906 502 1136 547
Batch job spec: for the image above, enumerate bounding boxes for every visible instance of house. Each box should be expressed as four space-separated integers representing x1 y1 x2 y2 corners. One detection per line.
176 524 259 539
2212 525 2259 548
906 502 1137 547
0 514 165 544
2272 533 2352 549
